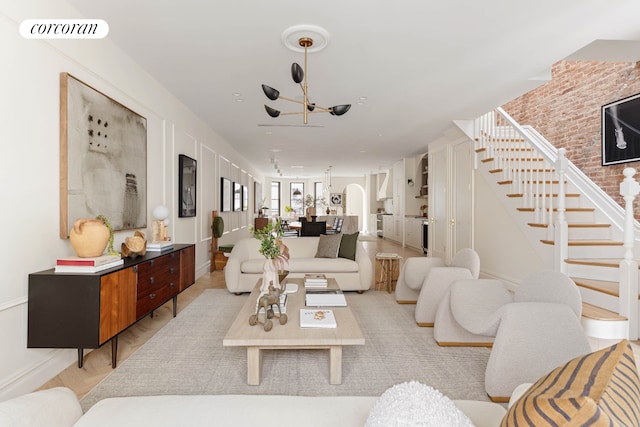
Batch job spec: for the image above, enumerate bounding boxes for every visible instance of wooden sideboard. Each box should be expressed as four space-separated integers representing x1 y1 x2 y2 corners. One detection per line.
27 244 195 368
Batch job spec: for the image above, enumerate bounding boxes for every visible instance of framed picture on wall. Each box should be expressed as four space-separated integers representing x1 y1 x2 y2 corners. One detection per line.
330 193 343 207
178 155 197 217
242 185 248 211
602 92 640 165
221 177 231 212
233 181 242 212
59 72 147 237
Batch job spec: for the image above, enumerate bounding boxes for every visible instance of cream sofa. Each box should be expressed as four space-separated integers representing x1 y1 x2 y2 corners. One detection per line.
224 236 373 293
0 387 509 427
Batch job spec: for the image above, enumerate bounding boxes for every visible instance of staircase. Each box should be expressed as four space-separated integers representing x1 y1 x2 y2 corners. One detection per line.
462 108 640 340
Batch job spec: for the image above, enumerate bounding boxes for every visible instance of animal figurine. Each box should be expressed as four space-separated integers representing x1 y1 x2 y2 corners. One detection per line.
249 282 288 331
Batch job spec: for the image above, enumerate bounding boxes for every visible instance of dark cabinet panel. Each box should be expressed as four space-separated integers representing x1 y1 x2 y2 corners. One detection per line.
28 244 195 368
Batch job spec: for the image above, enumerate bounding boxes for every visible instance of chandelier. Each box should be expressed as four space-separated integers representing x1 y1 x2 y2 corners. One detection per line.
261 37 351 124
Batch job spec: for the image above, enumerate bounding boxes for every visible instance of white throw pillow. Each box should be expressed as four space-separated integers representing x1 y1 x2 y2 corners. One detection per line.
365 381 475 427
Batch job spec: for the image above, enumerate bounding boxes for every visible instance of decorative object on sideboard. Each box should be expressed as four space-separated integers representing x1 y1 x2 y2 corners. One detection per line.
69 218 110 258
178 154 197 217
121 231 147 259
59 72 147 239
151 204 170 243
261 26 350 125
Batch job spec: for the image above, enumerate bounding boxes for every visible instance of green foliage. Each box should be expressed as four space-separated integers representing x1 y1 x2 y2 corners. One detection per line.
251 221 289 270
96 215 119 256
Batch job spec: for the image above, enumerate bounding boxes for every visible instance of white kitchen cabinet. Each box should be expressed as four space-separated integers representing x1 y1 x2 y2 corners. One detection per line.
382 215 396 243
405 217 423 250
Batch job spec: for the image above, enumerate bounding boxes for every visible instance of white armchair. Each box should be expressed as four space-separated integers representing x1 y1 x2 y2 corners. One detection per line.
413 248 480 326
433 270 591 401
394 257 445 303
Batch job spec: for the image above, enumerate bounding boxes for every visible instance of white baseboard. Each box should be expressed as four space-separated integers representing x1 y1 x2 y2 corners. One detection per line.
0 349 77 401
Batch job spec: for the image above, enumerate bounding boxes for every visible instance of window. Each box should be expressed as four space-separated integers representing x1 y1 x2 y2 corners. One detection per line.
314 182 323 209
270 181 280 217
291 182 304 215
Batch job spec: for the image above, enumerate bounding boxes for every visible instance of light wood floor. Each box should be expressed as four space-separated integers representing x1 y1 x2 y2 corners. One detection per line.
38 235 422 399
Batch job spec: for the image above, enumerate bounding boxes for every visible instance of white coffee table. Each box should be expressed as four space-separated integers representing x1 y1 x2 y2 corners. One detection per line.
223 277 365 385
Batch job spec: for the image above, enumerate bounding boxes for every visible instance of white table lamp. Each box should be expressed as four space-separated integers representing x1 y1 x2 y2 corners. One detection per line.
151 205 170 243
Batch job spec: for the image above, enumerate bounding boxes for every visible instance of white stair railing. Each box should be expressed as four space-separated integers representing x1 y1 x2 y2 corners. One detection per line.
554 149 568 274
474 110 640 339
619 168 640 340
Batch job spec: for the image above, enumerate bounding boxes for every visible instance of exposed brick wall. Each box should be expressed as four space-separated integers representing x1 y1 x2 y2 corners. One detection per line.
502 60 640 212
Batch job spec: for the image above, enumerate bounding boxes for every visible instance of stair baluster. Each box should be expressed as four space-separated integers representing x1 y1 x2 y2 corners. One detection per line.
619 168 640 339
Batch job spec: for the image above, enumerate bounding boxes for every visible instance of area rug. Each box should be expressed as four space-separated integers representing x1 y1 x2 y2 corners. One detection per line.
80 289 490 411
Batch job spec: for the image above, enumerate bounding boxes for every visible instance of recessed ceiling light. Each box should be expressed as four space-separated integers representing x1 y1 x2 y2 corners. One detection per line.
359 96 368 101
235 98 244 102
232 93 242 97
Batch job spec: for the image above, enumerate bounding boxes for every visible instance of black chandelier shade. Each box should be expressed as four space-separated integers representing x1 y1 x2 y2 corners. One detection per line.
330 105 351 116
262 84 280 101
291 63 304 84
261 37 350 124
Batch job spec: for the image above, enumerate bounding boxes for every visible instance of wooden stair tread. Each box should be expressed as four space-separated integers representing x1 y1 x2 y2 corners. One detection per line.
540 239 623 246
573 277 619 297
566 258 640 267
517 207 595 212
581 302 627 321
528 223 611 228
507 193 580 198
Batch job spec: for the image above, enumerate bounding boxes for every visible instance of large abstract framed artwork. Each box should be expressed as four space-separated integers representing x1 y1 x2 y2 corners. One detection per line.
221 177 231 212
602 92 640 165
60 73 148 238
179 155 197 217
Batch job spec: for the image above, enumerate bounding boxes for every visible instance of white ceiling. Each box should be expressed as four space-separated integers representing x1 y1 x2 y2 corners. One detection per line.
66 0 640 179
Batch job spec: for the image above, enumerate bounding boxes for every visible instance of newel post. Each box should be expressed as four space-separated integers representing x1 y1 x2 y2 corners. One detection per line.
619 168 640 339
554 149 568 273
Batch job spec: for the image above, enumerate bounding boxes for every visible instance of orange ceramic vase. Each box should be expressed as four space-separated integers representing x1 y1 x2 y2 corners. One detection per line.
69 219 110 257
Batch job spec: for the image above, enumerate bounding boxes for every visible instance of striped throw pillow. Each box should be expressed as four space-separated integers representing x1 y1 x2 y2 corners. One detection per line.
502 339 640 426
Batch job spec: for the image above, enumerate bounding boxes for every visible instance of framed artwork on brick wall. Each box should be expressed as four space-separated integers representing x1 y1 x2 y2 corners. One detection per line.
60 72 147 238
602 92 640 165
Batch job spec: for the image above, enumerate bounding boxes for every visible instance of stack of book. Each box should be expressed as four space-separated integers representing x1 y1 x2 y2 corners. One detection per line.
299 309 337 328
256 293 288 314
304 273 328 288
146 241 174 252
55 254 123 273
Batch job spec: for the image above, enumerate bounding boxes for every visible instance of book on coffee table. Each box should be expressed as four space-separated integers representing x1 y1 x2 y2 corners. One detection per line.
299 309 337 328
304 273 328 288
305 290 347 307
